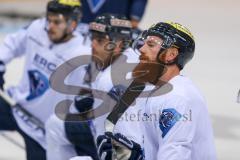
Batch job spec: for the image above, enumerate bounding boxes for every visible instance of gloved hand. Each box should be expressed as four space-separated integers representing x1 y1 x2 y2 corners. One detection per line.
0 61 6 90
74 93 94 113
97 134 112 160
97 132 144 160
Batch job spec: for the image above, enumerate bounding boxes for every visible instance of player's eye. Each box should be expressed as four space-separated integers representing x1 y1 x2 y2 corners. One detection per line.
146 41 157 48
92 37 103 43
47 19 63 26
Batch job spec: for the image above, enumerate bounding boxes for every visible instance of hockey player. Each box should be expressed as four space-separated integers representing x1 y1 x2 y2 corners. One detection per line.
0 0 90 159
97 22 217 160
77 0 148 36
45 13 138 160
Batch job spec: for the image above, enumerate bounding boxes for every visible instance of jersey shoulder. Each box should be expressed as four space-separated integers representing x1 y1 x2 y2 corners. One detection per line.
25 18 46 35
147 75 206 113
57 35 92 61
23 18 50 46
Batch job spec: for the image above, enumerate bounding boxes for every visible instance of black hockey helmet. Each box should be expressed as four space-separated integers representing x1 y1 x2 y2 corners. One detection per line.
47 0 82 21
89 13 132 42
134 21 195 69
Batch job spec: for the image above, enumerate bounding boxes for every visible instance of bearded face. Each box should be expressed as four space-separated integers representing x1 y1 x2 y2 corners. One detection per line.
132 61 166 84
132 36 167 84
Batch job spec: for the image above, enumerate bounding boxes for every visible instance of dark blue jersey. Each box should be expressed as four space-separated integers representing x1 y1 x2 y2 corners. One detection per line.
81 0 148 23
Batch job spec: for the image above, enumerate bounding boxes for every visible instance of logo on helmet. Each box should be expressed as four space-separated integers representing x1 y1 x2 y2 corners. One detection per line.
165 21 194 40
89 22 106 33
110 19 132 28
59 0 81 7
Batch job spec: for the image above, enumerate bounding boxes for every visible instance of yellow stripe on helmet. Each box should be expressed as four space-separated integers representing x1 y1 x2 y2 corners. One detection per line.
59 0 81 7
165 21 194 40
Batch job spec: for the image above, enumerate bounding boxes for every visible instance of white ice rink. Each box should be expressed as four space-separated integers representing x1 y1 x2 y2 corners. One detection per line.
0 0 240 159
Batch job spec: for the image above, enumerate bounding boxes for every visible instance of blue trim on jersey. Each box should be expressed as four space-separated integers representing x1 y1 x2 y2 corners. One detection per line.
87 0 106 13
159 108 182 138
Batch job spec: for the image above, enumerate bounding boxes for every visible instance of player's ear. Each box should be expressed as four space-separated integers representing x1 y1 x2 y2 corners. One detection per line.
164 47 179 63
70 20 77 32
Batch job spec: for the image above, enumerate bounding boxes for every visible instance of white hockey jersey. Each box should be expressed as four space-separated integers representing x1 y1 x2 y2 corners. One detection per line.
90 48 146 145
141 75 216 160
45 48 141 160
0 18 91 148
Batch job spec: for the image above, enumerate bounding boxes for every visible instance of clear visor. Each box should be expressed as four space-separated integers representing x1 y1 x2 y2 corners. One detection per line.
132 30 165 55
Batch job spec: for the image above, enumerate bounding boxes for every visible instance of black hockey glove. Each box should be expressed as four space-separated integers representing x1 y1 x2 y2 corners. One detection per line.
0 61 6 90
97 132 144 160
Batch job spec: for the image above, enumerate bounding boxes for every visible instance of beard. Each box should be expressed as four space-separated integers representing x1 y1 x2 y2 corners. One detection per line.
132 58 167 84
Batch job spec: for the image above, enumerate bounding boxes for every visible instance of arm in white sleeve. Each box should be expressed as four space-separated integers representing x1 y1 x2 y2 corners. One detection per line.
156 96 196 160
0 28 28 63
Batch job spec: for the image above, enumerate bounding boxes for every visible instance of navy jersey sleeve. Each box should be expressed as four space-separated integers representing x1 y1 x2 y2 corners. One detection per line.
129 0 148 21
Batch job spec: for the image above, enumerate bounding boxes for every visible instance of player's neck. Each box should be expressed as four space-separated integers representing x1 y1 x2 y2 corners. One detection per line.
53 34 74 44
61 34 74 43
159 65 180 82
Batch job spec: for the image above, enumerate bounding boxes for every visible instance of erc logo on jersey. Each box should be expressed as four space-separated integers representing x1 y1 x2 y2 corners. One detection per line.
159 108 182 138
33 54 57 73
26 70 49 101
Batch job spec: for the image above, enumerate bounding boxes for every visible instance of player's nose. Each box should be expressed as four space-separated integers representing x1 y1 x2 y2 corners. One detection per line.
47 22 54 30
139 43 148 55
